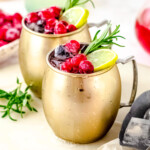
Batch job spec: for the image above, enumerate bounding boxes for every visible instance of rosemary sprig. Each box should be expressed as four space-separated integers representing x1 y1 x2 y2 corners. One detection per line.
0 78 37 121
84 23 125 55
65 0 95 10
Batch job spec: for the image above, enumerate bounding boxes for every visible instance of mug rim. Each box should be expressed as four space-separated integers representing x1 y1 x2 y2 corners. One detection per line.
46 49 115 77
22 18 88 38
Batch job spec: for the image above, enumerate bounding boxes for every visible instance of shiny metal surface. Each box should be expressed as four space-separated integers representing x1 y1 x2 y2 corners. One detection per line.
42 52 122 143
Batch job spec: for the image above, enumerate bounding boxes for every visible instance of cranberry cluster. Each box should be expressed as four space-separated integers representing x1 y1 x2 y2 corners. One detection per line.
51 40 94 74
0 10 22 47
25 6 77 34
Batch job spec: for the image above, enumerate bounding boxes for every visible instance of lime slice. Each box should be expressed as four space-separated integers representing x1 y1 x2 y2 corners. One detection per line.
60 7 89 28
87 49 118 72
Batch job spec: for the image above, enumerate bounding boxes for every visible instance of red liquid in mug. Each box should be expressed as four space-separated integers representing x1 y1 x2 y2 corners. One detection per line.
135 8 150 53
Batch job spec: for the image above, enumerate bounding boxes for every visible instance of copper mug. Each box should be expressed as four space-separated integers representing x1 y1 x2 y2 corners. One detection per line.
19 19 108 98
42 53 138 143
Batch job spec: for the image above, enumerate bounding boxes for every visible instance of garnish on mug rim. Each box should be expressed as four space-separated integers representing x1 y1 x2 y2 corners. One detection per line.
83 23 125 55
64 0 95 11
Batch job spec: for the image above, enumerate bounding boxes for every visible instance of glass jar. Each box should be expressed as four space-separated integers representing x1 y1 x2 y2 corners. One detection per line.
135 0 150 54
25 0 67 12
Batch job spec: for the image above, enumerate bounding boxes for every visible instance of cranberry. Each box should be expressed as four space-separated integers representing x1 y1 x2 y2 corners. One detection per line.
60 21 68 26
5 15 13 22
66 24 77 32
71 54 87 67
38 10 54 21
79 60 94 74
0 40 8 47
45 18 58 33
4 28 20 42
2 22 12 29
61 61 72 72
0 13 5 26
26 12 39 23
0 28 7 40
13 13 22 22
65 40 80 55
54 22 67 34
48 6 61 18
14 22 22 31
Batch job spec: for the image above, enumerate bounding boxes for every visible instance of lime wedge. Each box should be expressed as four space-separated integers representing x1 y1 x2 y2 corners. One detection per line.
87 49 118 72
60 7 89 28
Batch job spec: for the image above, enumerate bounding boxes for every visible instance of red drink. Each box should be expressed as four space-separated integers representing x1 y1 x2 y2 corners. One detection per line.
135 8 150 53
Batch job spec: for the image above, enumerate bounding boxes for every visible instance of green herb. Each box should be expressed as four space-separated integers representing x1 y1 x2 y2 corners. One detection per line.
84 23 125 55
0 78 37 121
65 0 95 10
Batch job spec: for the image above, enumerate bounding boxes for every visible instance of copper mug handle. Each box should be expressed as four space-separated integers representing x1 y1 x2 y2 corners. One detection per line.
88 21 138 107
117 56 138 108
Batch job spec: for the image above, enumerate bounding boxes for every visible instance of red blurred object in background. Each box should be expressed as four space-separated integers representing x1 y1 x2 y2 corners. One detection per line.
135 8 150 53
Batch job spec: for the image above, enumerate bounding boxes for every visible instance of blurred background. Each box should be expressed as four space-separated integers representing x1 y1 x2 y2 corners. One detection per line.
0 0 150 66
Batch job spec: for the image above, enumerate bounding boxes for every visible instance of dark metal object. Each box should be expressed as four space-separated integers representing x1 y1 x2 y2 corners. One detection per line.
119 91 150 150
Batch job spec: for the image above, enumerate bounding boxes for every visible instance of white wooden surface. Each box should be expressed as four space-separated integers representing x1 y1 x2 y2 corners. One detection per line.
0 0 150 149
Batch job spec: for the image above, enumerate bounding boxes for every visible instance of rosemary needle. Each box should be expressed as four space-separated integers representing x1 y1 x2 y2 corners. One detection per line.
84 23 125 55
0 78 37 121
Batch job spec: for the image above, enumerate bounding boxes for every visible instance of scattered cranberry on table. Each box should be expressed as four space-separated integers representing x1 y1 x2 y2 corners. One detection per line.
25 6 77 34
0 10 22 48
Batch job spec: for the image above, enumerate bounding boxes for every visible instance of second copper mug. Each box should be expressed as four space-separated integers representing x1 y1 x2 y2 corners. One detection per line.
42 52 138 144
19 19 108 98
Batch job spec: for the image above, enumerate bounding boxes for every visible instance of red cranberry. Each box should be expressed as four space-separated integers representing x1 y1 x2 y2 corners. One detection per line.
5 15 13 22
48 6 61 18
2 22 12 29
54 22 67 34
45 18 58 33
60 21 68 26
26 12 39 23
71 54 87 67
0 28 7 40
65 40 80 55
0 40 8 47
79 60 94 74
0 13 5 26
14 22 22 31
13 13 22 22
66 24 77 32
38 10 54 21
4 28 20 42
61 61 72 72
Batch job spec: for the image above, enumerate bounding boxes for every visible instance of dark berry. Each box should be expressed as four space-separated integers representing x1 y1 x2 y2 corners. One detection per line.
54 45 72 60
79 60 94 74
60 21 68 26
4 28 20 42
66 24 77 32
48 6 61 18
38 10 54 21
26 12 39 23
65 40 80 55
45 18 58 33
71 54 87 67
54 22 67 34
0 40 8 47
37 19 46 27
